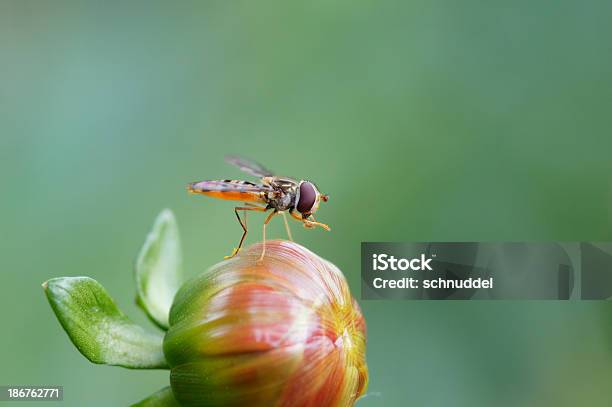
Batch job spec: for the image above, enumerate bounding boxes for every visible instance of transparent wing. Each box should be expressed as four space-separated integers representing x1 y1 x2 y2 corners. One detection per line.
225 155 274 178
188 180 271 193
187 180 272 203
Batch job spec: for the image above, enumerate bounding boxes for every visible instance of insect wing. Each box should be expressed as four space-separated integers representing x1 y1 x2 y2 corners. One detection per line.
188 180 270 203
225 155 275 178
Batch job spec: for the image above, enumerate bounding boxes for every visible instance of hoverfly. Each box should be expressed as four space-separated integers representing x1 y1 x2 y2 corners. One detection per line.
188 155 330 260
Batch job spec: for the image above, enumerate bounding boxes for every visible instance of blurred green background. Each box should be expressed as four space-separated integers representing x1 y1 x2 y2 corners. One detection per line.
2 1 612 406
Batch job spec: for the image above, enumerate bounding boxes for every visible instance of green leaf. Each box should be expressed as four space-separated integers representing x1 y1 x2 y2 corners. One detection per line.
135 209 183 329
43 277 168 369
131 387 180 407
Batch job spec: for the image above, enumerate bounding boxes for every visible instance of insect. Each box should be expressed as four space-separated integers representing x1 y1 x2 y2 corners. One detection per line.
188 155 330 260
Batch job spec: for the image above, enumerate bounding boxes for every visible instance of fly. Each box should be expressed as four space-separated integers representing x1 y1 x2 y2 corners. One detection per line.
188 155 330 260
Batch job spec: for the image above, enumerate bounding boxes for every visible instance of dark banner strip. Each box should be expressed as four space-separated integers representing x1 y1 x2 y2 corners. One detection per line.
361 242 612 300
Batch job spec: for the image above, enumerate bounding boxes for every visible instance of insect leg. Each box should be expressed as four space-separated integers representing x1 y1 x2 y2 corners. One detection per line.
225 205 267 259
281 212 293 241
258 210 277 262
288 211 331 231
303 216 331 231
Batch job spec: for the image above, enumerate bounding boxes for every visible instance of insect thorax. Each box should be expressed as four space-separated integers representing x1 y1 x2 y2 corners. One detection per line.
264 180 298 211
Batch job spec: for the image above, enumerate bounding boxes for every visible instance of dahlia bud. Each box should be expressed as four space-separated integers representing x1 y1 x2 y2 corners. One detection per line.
163 240 368 407
42 210 366 406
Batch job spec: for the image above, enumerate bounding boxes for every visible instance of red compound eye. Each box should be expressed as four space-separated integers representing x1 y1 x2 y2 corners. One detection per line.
297 182 316 214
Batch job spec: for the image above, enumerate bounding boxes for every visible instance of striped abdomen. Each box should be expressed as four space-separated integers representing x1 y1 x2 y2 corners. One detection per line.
187 180 269 203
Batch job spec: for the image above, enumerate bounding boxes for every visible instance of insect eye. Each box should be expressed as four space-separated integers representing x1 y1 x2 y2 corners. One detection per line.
297 182 317 214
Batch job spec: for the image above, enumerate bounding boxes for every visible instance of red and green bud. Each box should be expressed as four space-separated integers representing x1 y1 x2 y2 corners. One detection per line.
163 240 368 407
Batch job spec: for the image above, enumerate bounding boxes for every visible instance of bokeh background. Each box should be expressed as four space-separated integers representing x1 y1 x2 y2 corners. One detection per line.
2 1 612 406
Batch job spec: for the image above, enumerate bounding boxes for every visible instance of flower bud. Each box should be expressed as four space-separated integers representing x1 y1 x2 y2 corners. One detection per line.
163 240 368 407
